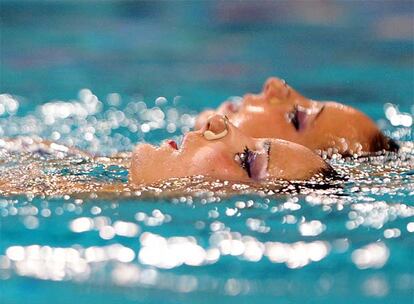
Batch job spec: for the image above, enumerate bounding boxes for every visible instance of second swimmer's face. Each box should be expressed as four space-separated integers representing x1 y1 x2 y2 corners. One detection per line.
195 78 397 155
130 115 330 185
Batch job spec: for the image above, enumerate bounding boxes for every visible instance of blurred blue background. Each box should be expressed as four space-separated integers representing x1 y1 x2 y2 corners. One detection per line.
0 2 413 304
1 0 413 115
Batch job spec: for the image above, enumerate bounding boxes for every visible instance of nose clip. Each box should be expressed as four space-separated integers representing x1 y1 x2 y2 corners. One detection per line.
203 129 228 140
203 115 229 140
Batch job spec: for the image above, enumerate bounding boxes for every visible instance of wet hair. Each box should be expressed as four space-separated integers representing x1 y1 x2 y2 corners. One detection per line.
318 164 343 181
371 132 399 153
289 164 345 192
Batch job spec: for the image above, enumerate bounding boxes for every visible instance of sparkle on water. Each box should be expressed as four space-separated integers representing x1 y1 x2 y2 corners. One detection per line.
0 90 413 302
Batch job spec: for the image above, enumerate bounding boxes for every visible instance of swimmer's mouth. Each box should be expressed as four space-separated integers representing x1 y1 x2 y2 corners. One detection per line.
166 134 189 151
167 140 179 150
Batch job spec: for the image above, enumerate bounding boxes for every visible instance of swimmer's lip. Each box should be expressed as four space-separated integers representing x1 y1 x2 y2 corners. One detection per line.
158 139 180 151
162 131 192 152
167 140 178 150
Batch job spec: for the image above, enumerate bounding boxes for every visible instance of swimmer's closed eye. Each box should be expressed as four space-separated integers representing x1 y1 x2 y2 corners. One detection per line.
234 146 255 178
287 105 325 132
234 143 270 180
288 105 301 131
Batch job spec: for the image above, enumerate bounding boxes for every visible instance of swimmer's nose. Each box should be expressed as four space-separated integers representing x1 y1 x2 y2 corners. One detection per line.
263 77 290 103
203 114 229 140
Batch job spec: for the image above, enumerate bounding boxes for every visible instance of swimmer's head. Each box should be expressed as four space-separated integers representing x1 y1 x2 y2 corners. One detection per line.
130 114 335 185
195 77 399 156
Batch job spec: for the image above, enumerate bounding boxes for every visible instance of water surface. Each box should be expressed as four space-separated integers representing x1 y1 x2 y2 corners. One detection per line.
0 1 413 303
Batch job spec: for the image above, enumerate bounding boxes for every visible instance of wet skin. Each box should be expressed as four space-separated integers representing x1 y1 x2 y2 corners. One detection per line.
130 114 334 186
195 77 398 156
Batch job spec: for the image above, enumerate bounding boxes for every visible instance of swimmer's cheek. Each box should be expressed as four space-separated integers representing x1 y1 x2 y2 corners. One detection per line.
188 150 247 181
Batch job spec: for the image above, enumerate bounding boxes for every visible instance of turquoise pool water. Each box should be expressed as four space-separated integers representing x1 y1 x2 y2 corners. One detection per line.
0 1 413 303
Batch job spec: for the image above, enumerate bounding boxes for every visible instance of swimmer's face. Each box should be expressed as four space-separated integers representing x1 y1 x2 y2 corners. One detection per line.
130 115 332 185
195 78 397 156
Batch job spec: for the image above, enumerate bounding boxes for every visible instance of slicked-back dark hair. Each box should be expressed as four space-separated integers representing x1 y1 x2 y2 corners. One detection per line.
371 132 400 153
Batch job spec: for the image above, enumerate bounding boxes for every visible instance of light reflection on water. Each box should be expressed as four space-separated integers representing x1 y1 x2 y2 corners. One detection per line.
1 0 413 301
0 148 414 299
0 89 413 302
